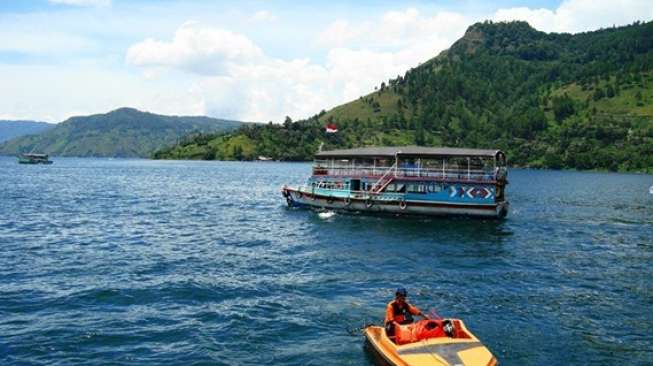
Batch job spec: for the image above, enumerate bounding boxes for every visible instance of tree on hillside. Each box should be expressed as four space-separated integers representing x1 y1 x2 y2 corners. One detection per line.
553 94 575 122
593 88 605 101
635 91 646 106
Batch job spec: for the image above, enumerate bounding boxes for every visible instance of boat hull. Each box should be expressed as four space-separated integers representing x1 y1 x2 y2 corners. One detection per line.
364 324 497 366
18 160 53 164
282 187 508 219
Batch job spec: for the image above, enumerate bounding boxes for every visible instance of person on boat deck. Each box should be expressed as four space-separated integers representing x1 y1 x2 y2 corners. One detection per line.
384 288 428 337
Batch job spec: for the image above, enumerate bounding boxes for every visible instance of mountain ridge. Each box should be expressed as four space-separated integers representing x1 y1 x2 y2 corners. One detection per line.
0 107 248 158
0 120 53 143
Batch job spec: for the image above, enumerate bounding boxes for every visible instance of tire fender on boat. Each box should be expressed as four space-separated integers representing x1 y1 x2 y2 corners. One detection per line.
365 199 374 208
344 197 351 206
326 196 335 204
284 192 294 206
399 200 407 210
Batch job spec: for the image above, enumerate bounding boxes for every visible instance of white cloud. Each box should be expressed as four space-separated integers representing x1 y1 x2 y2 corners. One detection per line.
316 8 470 51
314 7 472 90
325 48 406 101
251 10 277 22
493 7 558 32
198 59 331 122
0 63 204 122
493 0 653 33
316 19 362 48
126 22 264 76
49 0 110 7
127 21 441 122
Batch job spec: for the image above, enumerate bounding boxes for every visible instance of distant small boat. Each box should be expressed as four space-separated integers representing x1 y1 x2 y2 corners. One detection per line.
649 186 653 194
18 153 53 164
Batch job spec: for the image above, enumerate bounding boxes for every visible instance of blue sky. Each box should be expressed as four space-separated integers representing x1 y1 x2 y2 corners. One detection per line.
0 0 650 122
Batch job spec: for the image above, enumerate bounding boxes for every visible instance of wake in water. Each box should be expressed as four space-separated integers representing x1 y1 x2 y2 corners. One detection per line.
318 211 336 219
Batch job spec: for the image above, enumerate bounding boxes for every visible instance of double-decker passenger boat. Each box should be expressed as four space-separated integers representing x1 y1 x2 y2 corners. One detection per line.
281 146 509 218
18 153 53 164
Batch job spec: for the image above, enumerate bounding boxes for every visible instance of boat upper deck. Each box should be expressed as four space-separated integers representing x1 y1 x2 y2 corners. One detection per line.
21 153 49 158
312 146 507 184
315 146 503 159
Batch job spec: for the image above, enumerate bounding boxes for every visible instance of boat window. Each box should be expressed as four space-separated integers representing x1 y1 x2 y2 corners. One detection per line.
395 184 406 193
407 184 427 194
428 183 442 193
385 183 396 192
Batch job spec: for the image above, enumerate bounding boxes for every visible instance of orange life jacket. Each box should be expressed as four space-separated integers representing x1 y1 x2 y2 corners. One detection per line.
391 300 414 324
395 319 446 345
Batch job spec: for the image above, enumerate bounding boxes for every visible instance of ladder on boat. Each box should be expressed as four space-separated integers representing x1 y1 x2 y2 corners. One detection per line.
370 162 397 194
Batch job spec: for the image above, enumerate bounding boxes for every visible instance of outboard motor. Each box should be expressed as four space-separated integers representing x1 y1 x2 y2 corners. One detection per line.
443 319 456 338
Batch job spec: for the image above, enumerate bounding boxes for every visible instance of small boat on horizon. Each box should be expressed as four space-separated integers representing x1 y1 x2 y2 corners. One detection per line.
18 153 53 165
281 146 509 218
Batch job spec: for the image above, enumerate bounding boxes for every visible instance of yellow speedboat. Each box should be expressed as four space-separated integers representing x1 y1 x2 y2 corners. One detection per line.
364 319 498 366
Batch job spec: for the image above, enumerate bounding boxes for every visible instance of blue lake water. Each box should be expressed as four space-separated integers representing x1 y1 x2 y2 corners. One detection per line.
0 156 652 365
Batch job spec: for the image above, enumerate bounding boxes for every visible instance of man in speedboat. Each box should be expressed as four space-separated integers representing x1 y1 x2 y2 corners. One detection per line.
385 287 429 338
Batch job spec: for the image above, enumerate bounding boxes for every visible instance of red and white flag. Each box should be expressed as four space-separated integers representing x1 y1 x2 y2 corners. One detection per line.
325 123 338 133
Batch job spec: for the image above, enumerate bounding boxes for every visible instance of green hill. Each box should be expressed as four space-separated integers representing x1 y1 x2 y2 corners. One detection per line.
154 20 653 172
0 120 53 143
0 108 246 158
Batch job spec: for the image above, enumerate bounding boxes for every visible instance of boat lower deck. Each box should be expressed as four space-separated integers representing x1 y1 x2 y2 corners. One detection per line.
282 187 508 218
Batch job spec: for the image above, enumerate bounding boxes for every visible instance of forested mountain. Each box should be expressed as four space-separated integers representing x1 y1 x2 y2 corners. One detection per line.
0 120 53 143
0 108 245 158
154 21 653 172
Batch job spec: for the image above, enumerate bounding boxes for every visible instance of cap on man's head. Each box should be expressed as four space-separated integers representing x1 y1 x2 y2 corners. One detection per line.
396 288 407 297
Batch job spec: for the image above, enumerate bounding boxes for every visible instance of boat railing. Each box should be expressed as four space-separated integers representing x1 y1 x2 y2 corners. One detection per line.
370 161 397 193
297 185 402 200
312 164 503 182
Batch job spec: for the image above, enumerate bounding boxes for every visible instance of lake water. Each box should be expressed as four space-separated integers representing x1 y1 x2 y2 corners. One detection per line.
1 157 652 365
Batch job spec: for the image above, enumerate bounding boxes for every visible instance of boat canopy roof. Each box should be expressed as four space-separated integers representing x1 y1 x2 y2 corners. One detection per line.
315 146 504 159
